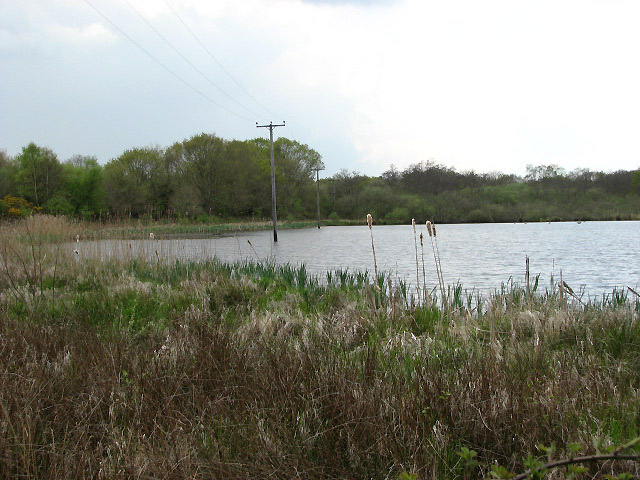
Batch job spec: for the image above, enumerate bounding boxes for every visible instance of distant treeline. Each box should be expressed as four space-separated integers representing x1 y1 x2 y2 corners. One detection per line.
1 134 639 223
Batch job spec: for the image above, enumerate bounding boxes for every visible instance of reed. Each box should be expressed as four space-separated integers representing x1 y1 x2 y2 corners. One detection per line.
426 221 446 308
367 213 378 281
420 231 427 305
412 219 421 304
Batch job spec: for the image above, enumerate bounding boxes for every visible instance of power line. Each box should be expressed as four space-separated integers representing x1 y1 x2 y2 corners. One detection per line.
164 0 284 121
83 0 252 121
123 0 268 122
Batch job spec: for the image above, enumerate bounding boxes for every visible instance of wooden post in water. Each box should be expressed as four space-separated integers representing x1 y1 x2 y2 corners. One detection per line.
313 166 324 229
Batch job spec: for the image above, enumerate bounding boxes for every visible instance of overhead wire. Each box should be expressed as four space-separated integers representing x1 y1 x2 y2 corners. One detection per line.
123 0 269 122
164 0 285 122
83 0 252 122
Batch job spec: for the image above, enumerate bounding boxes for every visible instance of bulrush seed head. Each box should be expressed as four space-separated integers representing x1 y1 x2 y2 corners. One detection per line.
367 214 372 229
426 221 433 237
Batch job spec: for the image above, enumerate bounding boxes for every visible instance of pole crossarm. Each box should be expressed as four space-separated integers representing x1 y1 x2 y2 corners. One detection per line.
256 122 286 129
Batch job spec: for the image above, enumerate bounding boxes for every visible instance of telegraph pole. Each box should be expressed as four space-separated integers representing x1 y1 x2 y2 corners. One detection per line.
312 166 324 229
256 121 285 242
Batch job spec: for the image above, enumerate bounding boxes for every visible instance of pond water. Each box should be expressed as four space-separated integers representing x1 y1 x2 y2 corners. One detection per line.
82 221 640 297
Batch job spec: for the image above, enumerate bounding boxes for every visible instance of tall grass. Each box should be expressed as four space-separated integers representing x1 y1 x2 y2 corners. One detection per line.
0 216 639 479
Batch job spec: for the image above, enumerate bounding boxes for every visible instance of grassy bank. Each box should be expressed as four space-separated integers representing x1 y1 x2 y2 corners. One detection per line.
89 218 324 240
1 217 639 479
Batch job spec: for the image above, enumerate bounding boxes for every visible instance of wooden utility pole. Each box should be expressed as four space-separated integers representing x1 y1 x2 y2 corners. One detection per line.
312 166 324 229
256 121 285 242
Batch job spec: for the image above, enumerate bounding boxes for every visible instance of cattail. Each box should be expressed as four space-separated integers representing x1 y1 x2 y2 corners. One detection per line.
420 232 427 304
367 213 378 282
412 219 420 303
433 224 446 307
426 221 433 237
426 220 446 308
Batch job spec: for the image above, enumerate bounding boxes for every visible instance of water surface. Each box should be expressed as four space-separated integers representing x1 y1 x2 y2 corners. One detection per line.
82 221 640 297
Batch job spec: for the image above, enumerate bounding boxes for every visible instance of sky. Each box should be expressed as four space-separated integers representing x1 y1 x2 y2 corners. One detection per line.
1 0 640 177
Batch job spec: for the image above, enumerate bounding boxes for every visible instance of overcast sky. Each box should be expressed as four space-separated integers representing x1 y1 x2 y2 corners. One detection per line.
1 0 640 177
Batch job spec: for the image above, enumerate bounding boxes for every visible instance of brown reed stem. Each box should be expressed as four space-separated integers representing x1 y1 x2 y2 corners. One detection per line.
412 219 420 304
420 232 427 305
367 214 378 282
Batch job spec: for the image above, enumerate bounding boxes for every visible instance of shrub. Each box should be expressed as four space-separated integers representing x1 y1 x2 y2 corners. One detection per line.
0 195 41 218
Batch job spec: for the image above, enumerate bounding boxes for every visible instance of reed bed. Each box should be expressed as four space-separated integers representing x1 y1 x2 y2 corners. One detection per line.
0 216 639 479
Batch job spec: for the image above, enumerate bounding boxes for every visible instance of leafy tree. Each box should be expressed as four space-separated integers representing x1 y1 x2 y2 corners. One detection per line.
400 160 468 195
330 169 370 219
181 133 226 215
0 150 16 198
63 155 106 218
14 143 64 206
168 185 204 218
631 169 640 195
103 148 165 217
384 206 410 224
597 170 633 194
44 195 75 216
266 138 323 218
224 140 270 216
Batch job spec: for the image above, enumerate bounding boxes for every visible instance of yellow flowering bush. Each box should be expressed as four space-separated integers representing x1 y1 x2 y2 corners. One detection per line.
0 195 41 219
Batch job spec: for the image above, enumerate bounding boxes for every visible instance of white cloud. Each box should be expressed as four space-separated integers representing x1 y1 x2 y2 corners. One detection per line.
49 22 118 45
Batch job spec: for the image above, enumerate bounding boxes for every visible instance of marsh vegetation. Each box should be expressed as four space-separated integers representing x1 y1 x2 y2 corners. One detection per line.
0 216 638 479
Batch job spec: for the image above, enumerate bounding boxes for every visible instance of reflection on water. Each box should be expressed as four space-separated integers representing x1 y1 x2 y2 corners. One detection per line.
80 221 640 296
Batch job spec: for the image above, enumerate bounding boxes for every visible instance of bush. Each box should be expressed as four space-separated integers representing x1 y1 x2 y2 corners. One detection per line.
384 207 410 224
0 195 41 218
44 195 75 216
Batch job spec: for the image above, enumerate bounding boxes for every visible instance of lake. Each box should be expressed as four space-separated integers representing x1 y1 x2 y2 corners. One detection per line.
82 221 640 297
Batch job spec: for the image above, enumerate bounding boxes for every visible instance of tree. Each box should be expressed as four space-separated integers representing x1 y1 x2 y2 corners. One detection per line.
271 138 323 218
103 148 165 217
223 140 270 216
63 155 106 218
330 169 369 218
0 150 16 198
400 161 464 195
14 143 64 206
632 169 640 195
181 133 226 215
